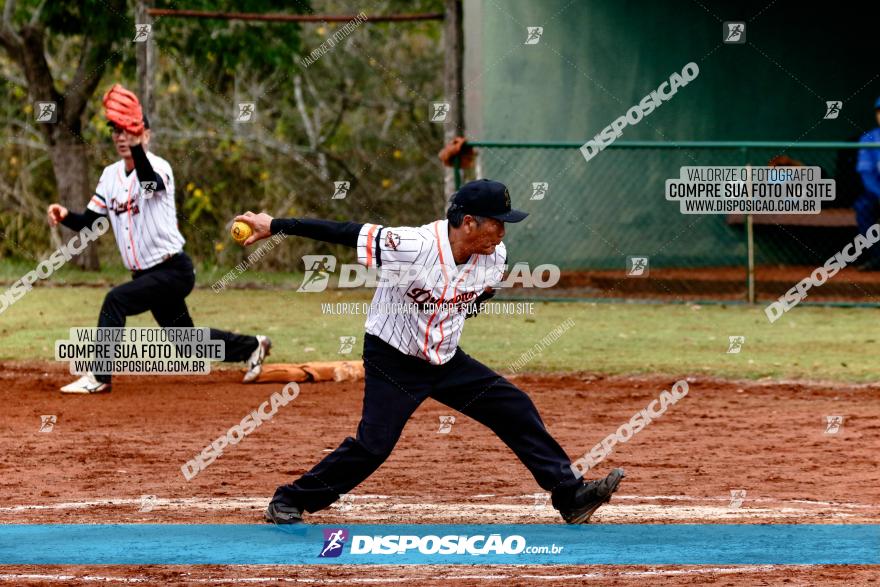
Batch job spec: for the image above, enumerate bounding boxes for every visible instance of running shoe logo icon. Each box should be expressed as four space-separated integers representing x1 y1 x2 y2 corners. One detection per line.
825 415 843 435
524 27 543 45
319 528 349 558
723 22 745 43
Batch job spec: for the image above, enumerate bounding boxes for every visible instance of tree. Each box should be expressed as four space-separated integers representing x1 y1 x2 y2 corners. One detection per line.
0 0 128 268
0 0 447 270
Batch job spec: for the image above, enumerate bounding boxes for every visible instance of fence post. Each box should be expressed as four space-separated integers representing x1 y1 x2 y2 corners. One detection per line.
136 0 155 128
443 0 464 199
745 151 756 304
453 154 462 190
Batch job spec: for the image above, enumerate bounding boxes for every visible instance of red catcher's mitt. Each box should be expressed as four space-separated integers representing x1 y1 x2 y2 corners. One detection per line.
102 84 144 135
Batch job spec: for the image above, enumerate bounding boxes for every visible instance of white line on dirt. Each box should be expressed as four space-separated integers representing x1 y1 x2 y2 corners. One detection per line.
0 495 390 513
0 575 150 584
307 503 858 522
0 494 871 520
0 493 880 512
0 566 788 584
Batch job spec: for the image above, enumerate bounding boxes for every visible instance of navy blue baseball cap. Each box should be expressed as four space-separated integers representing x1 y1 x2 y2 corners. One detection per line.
875 96 880 109
448 179 528 223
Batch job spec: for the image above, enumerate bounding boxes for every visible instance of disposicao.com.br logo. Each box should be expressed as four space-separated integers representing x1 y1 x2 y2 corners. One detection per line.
318 528 349 558
320 529 563 557
295 256 561 292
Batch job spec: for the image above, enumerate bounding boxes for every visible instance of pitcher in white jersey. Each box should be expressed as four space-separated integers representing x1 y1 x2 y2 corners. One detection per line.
46 88 271 394
235 179 625 525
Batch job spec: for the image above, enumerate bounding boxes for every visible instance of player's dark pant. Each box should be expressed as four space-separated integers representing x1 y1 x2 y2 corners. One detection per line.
94 252 258 383
854 192 880 264
271 333 583 513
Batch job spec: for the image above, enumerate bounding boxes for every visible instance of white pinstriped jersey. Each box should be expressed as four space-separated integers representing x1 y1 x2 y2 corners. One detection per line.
86 153 184 271
357 220 506 365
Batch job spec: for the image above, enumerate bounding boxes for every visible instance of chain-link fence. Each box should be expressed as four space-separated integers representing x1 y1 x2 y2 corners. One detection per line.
453 141 880 305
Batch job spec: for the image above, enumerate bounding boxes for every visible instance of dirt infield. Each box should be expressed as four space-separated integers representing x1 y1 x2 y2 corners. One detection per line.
3 565 879 585
1 362 878 585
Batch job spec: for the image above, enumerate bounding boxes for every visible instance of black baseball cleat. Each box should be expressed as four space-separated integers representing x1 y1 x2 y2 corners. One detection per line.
560 468 625 524
265 501 304 525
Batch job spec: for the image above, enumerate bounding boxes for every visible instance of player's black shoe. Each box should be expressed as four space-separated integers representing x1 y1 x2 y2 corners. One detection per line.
559 468 625 524
265 501 303 525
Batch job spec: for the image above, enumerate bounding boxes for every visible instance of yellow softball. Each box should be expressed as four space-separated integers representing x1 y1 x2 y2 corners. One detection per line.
231 221 253 245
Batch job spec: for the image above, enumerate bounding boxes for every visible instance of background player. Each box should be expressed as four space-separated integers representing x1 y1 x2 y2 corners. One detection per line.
235 179 624 525
46 84 270 393
854 96 880 270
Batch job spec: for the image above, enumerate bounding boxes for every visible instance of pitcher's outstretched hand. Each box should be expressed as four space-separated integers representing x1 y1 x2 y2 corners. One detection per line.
233 211 273 246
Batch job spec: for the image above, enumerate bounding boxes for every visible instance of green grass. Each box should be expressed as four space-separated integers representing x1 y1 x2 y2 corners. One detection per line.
0 258 301 289
1 284 878 382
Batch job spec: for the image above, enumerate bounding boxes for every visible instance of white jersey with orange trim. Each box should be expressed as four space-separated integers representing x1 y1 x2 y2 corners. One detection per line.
86 153 184 271
357 220 506 365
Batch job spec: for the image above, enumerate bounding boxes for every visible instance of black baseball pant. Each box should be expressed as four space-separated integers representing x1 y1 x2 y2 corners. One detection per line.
271 333 583 513
94 252 258 383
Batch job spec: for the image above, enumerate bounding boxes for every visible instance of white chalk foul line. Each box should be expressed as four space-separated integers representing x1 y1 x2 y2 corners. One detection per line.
0 495 395 513
0 493 880 512
309 503 859 522
0 494 870 520
0 566 791 584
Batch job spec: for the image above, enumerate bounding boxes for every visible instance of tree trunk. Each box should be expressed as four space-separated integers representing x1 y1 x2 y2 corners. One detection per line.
17 24 102 270
48 138 99 269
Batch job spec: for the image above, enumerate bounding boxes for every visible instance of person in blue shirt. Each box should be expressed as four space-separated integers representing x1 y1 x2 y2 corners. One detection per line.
854 97 880 269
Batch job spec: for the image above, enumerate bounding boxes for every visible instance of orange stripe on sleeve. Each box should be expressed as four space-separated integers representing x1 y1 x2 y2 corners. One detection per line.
365 224 379 268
